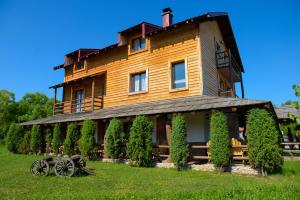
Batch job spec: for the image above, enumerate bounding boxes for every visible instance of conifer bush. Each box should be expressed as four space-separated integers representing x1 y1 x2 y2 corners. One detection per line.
170 114 189 170
45 128 52 153
18 131 31 154
30 125 41 153
52 123 61 154
246 108 283 175
79 119 96 157
127 116 153 167
6 123 24 153
210 111 230 169
64 123 79 155
105 118 125 159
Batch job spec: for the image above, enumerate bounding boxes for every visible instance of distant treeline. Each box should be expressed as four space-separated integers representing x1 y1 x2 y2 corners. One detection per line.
0 89 54 141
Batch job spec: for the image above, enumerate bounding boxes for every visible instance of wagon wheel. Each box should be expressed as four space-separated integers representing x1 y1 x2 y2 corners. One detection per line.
54 158 75 177
78 157 86 168
30 160 50 176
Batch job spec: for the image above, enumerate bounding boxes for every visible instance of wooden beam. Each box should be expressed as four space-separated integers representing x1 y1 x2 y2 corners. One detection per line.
70 86 73 113
53 88 57 115
92 78 95 111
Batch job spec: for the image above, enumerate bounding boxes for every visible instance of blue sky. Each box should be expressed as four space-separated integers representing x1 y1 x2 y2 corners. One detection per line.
0 0 299 105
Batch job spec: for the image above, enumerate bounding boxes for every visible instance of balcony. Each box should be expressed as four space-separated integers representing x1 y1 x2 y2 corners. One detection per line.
216 49 242 83
53 96 103 114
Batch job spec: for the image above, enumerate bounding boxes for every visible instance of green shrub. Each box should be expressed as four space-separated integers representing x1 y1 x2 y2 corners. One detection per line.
45 128 52 153
170 114 189 170
18 131 31 154
52 123 61 154
210 111 230 169
30 125 41 153
247 108 283 175
6 123 24 153
127 116 153 167
105 118 125 159
64 123 79 155
79 119 96 157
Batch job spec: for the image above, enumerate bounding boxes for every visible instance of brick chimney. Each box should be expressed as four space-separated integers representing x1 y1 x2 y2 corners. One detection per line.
161 8 173 28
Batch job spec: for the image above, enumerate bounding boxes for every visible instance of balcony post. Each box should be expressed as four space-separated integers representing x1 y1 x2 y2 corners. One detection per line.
53 88 57 115
92 78 95 111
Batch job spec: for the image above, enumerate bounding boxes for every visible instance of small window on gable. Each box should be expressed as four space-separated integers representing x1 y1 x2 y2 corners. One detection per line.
130 71 147 93
75 60 85 71
171 61 186 89
131 37 146 52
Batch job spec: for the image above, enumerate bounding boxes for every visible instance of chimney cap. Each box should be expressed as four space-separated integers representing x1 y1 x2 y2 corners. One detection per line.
162 7 173 13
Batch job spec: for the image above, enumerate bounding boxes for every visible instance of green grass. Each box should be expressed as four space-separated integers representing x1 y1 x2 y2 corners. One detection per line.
0 145 300 200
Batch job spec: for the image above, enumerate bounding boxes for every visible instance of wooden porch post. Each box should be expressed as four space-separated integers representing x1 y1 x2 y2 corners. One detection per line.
92 77 95 111
70 86 73 113
53 88 57 115
164 118 172 163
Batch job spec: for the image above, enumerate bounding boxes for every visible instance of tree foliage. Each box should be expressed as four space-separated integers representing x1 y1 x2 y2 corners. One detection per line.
105 118 125 159
79 119 96 157
18 131 31 154
6 123 24 153
210 111 230 169
52 124 61 154
246 108 283 175
0 90 18 141
127 116 153 167
64 123 80 155
170 114 189 170
30 125 41 153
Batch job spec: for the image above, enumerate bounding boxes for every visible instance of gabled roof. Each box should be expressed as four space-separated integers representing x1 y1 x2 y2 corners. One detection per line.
20 95 272 126
53 12 244 72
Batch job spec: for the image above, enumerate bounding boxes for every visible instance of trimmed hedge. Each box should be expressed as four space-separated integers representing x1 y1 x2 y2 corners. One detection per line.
64 123 79 155
18 131 31 154
105 118 125 159
210 111 230 169
127 116 153 167
6 123 24 153
30 125 41 153
170 114 189 170
247 108 283 175
79 119 96 157
52 123 61 154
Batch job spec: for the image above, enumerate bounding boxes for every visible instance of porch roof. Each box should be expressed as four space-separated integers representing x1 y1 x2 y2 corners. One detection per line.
20 95 273 126
274 106 300 120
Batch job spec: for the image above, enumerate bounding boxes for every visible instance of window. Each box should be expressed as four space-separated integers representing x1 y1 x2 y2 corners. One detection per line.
75 89 84 112
171 61 186 89
131 37 146 51
130 71 147 93
75 60 85 71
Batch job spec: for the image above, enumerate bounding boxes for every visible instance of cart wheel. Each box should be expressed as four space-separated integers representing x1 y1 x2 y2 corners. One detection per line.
54 158 75 177
78 157 86 168
30 160 50 176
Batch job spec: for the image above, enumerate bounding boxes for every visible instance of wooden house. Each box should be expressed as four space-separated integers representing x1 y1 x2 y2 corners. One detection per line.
21 8 276 162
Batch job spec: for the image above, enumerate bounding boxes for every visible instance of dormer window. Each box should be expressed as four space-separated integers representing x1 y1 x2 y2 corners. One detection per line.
131 37 146 51
75 60 86 71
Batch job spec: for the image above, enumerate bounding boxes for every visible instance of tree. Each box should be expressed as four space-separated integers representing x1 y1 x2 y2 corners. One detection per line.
52 124 61 154
210 111 230 169
0 90 18 141
17 93 54 123
18 131 31 154
30 125 41 153
64 123 79 155
247 108 283 175
6 123 24 153
170 114 189 170
79 119 96 157
105 118 125 159
127 116 153 167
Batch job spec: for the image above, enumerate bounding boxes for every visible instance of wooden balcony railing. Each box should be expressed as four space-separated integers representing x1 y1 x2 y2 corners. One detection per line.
218 89 237 98
53 96 103 114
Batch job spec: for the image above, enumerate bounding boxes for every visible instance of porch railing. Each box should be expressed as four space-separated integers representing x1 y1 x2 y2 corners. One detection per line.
53 95 103 114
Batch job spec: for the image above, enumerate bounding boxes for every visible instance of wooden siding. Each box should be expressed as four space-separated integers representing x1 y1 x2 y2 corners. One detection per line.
199 21 234 96
63 24 202 109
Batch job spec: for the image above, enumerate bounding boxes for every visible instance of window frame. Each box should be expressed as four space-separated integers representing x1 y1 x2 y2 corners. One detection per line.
128 69 149 95
74 60 87 72
169 58 188 92
131 37 146 52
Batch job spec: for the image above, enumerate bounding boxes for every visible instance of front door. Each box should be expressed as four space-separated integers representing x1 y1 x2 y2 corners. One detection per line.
75 89 84 112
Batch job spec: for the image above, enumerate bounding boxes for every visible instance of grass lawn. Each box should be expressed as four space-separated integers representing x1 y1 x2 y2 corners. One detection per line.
0 145 300 200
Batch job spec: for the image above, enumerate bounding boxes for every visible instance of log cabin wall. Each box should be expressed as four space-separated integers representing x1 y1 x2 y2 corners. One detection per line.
63 24 202 108
199 21 235 96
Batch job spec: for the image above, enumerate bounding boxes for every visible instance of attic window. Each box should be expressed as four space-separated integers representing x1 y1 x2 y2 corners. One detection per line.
131 37 146 51
75 60 86 71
